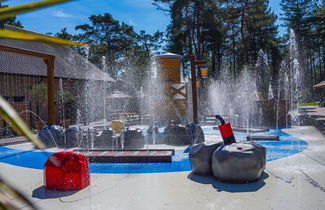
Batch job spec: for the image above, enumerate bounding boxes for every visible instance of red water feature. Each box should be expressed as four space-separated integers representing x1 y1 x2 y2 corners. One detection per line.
44 151 90 191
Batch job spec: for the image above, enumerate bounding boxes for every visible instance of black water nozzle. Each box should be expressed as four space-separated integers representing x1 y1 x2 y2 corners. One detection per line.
215 115 225 125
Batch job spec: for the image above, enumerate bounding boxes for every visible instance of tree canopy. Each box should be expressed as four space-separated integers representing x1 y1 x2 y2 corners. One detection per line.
53 0 324 99
0 1 23 28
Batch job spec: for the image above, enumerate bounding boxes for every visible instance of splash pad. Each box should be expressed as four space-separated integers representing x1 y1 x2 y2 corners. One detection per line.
0 127 308 174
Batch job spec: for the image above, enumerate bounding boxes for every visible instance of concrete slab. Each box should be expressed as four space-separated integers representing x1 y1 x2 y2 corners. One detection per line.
0 136 30 146
0 126 324 210
301 106 325 117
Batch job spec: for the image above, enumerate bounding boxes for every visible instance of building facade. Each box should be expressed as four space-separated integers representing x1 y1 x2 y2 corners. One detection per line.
0 25 114 128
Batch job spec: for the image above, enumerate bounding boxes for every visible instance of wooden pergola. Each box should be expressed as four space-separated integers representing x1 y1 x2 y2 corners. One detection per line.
0 44 56 125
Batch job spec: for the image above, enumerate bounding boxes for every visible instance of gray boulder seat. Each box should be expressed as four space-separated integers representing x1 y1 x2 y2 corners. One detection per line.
189 142 223 175
146 126 159 135
38 125 64 148
164 124 191 145
211 142 266 183
164 124 205 145
64 127 83 148
95 129 114 148
123 127 145 149
187 123 205 144
146 126 164 144
80 127 98 149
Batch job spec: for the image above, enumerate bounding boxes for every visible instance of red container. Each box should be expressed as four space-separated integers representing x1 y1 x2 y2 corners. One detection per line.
44 151 90 191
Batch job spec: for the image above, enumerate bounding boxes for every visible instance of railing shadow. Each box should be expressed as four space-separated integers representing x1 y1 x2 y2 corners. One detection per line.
187 172 269 193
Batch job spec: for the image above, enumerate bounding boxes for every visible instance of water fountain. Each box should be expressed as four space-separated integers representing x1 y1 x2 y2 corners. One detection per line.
0 42 313 192
208 67 261 129
27 37 306 168
28 40 302 169
287 29 307 126
208 50 289 131
102 56 108 125
35 51 199 157
58 79 65 126
268 84 274 100
65 52 202 163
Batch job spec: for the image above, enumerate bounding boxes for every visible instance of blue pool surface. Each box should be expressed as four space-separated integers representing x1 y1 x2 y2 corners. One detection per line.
0 128 308 173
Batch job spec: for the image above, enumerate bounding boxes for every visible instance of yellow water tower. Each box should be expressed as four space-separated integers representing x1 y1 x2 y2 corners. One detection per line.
155 53 187 125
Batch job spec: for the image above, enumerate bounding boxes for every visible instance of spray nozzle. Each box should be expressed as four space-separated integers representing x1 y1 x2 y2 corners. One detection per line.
215 115 225 125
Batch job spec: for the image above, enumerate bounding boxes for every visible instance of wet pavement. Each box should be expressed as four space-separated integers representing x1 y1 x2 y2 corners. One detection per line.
300 106 325 135
300 105 325 117
0 135 31 146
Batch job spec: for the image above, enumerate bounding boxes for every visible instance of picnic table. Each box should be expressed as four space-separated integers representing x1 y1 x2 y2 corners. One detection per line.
109 112 139 123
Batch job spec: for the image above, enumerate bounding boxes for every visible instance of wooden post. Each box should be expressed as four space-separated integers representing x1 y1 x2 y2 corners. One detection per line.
190 56 198 124
190 56 207 124
45 57 56 125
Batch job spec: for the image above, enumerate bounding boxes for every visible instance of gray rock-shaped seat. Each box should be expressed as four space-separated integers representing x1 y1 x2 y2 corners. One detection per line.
123 128 145 149
187 123 205 144
164 124 191 145
146 126 164 144
64 127 83 148
80 127 98 149
189 142 223 175
212 142 266 183
38 125 64 148
95 129 114 148
164 124 205 145
146 126 159 135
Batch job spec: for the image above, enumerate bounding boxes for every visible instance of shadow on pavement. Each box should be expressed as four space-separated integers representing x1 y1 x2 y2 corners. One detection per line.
32 186 78 199
187 172 269 193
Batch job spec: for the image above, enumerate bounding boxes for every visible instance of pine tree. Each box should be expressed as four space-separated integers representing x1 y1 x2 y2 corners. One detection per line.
315 0 325 80
75 13 135 78
136 30 164 58
223 0 280 76
0 1 23 28
280 0 318 43
74 13 163 89
55 28 73 40
154 0 281 80
281 0 323 99
202 0 226 79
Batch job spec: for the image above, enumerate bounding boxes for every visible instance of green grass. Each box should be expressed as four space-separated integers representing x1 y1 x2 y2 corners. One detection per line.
298 102 321 106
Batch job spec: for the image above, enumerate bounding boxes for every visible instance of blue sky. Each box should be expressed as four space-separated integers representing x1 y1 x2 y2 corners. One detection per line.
7 0 284 35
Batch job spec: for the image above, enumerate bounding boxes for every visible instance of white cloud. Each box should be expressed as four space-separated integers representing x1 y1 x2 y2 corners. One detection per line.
52 10 73 18
129 19 138 26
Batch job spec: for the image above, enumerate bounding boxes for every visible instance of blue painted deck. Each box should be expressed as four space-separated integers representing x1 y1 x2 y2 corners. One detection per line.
0 128 307 173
